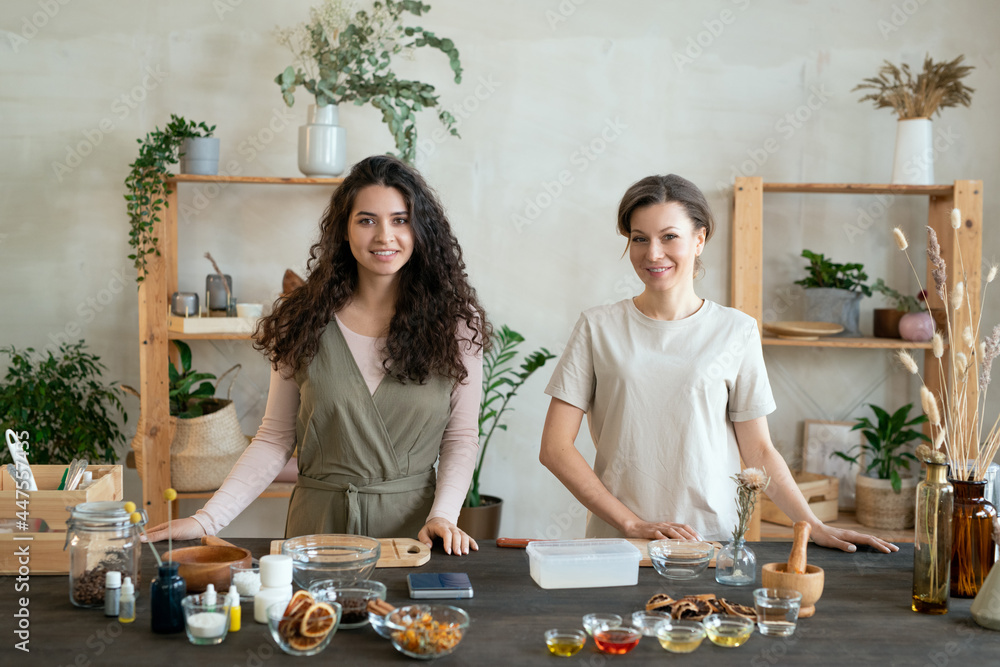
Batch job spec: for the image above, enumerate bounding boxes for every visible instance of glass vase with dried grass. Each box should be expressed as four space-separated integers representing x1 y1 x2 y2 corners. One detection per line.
892 212 1000 598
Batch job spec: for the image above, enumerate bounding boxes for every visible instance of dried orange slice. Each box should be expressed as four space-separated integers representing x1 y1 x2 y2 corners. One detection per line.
300 602 337 638
279 590 315 636
287 632 324 651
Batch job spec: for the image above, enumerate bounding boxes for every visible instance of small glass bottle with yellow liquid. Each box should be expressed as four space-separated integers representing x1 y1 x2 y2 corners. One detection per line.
545 629 586 657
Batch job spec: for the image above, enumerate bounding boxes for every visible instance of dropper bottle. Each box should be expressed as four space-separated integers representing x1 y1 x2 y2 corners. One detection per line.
226 588 241 632
204 583 217 612
119 577 135 623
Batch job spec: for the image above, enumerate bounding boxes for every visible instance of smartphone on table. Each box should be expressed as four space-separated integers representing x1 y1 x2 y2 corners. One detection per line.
407 572 474 599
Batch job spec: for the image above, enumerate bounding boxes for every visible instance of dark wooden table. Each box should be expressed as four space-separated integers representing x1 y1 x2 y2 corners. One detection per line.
3 539 999 665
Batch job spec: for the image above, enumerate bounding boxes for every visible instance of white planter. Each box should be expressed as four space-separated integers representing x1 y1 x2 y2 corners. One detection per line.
891 117 934 185
179 137 220 175
298 104 347 178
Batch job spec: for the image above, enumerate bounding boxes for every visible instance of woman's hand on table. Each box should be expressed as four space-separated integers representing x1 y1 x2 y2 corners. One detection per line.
418 518 478 556
811 523 899 553
623 520 703 541
142 517 207 543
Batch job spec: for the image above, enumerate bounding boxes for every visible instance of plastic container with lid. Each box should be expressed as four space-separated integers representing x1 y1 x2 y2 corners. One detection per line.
65 501 146 608
526 539 642 589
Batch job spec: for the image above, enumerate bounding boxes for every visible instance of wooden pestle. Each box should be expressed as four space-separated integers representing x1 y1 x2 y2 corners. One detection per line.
787 521 811 574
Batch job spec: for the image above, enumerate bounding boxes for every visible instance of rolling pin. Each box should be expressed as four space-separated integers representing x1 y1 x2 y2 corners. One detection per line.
787 521 811 574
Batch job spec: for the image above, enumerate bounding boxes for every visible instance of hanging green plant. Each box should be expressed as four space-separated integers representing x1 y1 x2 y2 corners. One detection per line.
125 115 215 283
274 0 463 163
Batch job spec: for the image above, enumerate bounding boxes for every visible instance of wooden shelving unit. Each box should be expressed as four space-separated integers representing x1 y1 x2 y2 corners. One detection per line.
137 174 342 525
732 178 983 529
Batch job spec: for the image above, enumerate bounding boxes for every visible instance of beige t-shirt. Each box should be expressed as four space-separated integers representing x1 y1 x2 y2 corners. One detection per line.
544 299 776 541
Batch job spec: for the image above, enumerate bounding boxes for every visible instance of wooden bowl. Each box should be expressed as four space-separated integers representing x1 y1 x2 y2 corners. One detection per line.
761 562 825 617
163 545 252 593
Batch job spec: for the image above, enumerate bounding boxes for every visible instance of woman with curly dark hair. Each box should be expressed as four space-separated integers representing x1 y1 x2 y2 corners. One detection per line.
146 155 490 555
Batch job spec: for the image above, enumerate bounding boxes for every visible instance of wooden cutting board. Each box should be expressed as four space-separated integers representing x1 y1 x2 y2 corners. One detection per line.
269 537 430 568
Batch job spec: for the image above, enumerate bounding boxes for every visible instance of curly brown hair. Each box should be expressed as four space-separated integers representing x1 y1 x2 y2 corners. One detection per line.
254 155 491 385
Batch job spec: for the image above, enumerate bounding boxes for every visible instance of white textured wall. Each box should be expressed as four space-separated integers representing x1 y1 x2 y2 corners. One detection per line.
2 0 997 539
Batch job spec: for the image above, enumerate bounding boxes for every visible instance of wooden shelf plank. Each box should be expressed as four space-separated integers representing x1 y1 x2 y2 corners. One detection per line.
176 482 294 500
762 182 953 195
763 335 934 349
167 331 253 341
167 175 343 185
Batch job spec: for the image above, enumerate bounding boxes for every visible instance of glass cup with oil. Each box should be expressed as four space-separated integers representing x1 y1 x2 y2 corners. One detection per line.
703 613 754 648
544 629 586 657
656 620 706 653
753 588 802 637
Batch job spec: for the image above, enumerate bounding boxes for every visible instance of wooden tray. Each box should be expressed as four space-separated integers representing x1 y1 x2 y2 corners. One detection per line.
761 471 839 526
270 537 430 568
763 321 844 340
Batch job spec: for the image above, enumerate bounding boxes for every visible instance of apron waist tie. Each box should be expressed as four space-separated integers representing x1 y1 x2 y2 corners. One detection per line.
296 470 436 535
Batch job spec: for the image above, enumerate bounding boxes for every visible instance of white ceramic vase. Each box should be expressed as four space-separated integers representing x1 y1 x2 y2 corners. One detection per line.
891 117 934 185
298 104 346 178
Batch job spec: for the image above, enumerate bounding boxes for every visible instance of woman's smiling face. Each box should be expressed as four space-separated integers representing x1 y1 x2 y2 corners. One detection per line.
347 184 414 282
627 201 705 293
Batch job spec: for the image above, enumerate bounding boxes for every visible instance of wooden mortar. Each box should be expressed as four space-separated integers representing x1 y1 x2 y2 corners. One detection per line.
761 521 825 617
163 535 251 593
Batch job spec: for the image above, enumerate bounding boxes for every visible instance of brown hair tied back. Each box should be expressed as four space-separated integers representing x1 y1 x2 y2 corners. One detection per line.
254 155 491 384
616 174 715 275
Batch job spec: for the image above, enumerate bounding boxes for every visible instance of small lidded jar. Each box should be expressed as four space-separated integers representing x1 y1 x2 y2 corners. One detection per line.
66 501 145 608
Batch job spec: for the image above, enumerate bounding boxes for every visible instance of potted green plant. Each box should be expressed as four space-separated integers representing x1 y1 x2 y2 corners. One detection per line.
794 249 872 336
457 326 555 539
274 0 463 170
871 278 933 341
832 403 929 529
125 115 216 282
0 341 126 465
853 54 974 185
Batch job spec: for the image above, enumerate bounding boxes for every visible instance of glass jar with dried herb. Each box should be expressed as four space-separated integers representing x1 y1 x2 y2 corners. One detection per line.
66 502 144 608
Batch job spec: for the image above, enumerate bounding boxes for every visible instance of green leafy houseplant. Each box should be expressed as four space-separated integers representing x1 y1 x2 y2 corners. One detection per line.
794 249 872 296
466 326 555 508
169 341 218 419
125 115 215 283
0 341 125 465
275 0 462 163
871 278 926 313
853 54 974 119
833 403 929 493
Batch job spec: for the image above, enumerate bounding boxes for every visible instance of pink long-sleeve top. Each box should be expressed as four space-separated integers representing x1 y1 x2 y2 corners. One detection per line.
190 315 482 536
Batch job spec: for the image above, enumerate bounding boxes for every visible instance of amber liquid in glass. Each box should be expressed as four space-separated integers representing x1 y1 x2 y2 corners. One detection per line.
594 629 640 654
546 637 584 657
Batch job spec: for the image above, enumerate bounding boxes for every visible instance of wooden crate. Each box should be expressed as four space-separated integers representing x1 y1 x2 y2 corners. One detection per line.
760 471 838 526
0 465 123 575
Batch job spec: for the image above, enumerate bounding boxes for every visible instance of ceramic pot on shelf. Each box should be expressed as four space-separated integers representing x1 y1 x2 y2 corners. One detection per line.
804 287 862 336
899 311 934 342
891 117 934 185
179 137 220 175
298 104 346 178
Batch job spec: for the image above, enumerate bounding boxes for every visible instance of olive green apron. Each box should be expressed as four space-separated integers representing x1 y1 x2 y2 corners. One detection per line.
284 321 451 539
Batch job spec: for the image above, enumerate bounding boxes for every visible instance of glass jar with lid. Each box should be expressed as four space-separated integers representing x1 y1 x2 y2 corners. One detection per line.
66 501 145 608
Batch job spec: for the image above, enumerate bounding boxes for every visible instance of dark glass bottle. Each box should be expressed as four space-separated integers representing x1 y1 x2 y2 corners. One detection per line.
949 479 997 598
150 562 185 633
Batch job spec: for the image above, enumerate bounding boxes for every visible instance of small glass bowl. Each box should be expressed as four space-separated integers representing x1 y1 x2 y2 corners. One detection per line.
582 612 622 636
385 604 470 660
593 626 641 655
266 599 342 657
544 628 586 657
230 564 261 602
309 578 387 629
702 613 754 648
181 593 231 645
648 539 715 580
631 610 670 636
655 620 706 653
369 608 394 639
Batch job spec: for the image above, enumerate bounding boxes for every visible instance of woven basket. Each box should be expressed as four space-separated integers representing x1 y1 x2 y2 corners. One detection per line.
123 364 249 492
